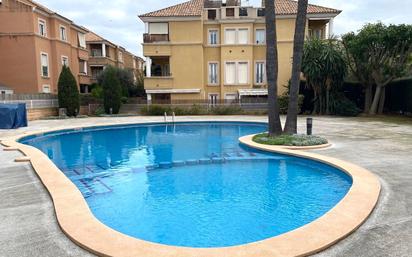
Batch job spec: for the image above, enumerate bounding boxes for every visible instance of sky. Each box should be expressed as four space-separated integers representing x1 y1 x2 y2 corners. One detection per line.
35 0 412 57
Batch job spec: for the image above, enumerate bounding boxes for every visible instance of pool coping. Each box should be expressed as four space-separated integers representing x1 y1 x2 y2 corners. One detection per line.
1 121 381 257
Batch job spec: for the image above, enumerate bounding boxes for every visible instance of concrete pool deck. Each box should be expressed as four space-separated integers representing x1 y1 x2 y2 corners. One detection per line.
0 116 411 256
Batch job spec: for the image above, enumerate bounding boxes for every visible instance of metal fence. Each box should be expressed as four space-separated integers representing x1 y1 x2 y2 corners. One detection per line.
0 94 58 109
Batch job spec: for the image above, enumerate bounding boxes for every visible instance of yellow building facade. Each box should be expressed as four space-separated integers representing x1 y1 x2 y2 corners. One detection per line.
139 0 340 104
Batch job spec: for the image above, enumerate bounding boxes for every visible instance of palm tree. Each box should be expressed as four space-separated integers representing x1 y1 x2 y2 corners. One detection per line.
265 0 282 136
284 0 308 134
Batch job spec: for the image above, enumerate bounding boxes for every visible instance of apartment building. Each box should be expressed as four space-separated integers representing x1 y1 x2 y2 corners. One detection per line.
86 32 144 88
139 0 340 104
0 0 90 94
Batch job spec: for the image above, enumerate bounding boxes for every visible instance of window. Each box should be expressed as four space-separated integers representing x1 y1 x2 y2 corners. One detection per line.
209 94 219 105
61 56 69 67
224 28 249 45
225 93 237 103
225 62 236 84
226 8 235 17
118 51 123 62
239 8 248 17
38 19 46 37
209 30 219 45
60 26 67 41
238 29 249 44
42 85 51 93
255 29 265 44
208 62 218 85
208 9 217 20
148 23 168 34
237 62 248 84
40 53 49 77
309 29 323 39
79 59 87 74
78 33 86 48
255 62 265 84
225 61 249 85
225 29 236 44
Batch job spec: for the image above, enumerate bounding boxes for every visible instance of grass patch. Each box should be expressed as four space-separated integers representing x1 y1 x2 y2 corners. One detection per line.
253 133 328 146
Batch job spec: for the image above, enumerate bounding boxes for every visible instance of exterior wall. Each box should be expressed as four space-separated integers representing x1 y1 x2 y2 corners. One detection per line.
142 14 325 101
27 108 58 121
0 0 90 94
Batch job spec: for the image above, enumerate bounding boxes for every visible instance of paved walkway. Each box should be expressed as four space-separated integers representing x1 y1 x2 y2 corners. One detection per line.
0 116 411 257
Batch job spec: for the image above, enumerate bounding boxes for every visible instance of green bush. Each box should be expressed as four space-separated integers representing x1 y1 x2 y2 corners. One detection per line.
253 133 328 146
278 95 305 114
330 96 360 116
140 105 171 116
210 105 243 115
91 84 103 99
101 66 122 114
58 66 80 116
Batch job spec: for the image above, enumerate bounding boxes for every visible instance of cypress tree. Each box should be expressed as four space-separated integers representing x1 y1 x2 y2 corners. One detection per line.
102 66 122 114
58 66 80 117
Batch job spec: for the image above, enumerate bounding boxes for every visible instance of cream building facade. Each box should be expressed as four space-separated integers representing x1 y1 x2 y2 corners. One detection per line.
139 0 340 104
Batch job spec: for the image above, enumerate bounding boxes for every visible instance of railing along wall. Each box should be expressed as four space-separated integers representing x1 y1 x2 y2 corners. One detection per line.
0 94 58 109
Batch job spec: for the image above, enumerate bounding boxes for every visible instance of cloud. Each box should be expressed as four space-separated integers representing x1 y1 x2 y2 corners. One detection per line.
35 0 412 57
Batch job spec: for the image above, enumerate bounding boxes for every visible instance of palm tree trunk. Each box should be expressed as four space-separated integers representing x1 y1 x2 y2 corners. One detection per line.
266 0 282 136
284 0 308 135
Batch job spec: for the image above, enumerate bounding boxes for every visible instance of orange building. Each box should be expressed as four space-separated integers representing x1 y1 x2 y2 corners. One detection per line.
86 32 144 86
0 0 91 94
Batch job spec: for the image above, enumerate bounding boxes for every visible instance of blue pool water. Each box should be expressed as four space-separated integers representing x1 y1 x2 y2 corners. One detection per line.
21 122 352 248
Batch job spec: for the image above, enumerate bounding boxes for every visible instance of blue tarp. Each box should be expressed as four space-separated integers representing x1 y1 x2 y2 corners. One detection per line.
0 103 28 129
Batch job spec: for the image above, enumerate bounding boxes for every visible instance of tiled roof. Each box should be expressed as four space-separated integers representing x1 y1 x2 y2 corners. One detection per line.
139 0 340 18
277 0 340 15
139 0 203 18
85 32 105 42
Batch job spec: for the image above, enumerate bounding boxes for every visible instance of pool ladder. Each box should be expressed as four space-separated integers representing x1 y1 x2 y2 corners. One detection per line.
164 112 176 124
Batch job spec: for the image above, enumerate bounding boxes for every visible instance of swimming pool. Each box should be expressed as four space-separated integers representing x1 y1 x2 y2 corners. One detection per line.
21 122 352 248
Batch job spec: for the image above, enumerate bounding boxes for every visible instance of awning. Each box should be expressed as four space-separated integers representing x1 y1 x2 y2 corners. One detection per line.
238 89 268 97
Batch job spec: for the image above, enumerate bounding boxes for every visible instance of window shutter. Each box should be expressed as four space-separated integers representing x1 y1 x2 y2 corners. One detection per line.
225 29 236 44
238 29 249 44
225 62 236 84
149 23 169 34
238 62 248 84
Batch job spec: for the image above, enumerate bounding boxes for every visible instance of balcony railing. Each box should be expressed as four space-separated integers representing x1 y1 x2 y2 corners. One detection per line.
143 34 169 43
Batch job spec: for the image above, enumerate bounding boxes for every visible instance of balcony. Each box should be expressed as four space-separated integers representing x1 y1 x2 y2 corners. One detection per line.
143 34 169 43
143 44 171 56
144 77 174 90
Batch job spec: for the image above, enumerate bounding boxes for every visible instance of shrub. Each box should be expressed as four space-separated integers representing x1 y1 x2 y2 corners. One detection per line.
140 105 171 116
101 66 122 114
58 66 80 116
210 105 243 115
278 95 305 114
91 84 103 99
253 133 328 146
330 96 360 116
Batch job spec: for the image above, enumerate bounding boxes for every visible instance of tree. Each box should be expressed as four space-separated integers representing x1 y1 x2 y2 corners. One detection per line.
98 66 135 97
265 0 282 136
343 23 412 115
302 38 347 114
57 66 80 116
101 66 122 114
284 0 308 134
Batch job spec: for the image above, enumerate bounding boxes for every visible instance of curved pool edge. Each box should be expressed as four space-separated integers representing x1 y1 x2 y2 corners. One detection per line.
0 121 381 257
